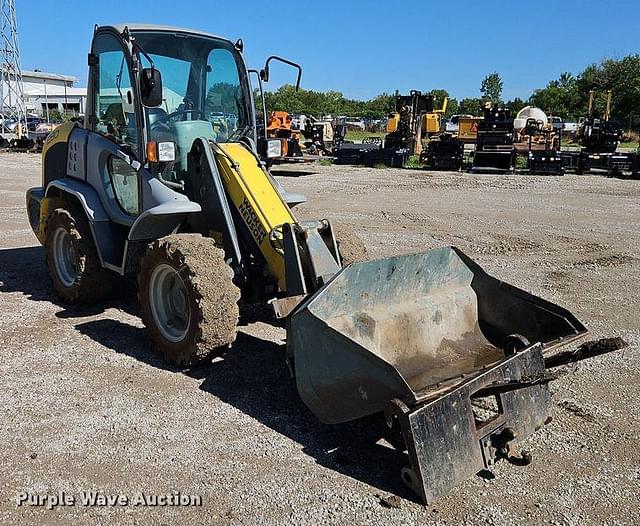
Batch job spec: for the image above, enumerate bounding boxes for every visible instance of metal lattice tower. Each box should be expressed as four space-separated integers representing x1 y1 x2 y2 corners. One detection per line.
0 0 26 135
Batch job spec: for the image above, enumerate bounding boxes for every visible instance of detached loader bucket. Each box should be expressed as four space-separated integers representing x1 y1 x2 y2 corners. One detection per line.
289 247 586 502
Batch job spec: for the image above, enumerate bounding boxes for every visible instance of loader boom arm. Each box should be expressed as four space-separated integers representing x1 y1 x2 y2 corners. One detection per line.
213 143 296 290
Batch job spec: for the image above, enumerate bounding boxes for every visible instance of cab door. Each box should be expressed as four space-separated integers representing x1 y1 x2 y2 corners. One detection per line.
85 30 142 226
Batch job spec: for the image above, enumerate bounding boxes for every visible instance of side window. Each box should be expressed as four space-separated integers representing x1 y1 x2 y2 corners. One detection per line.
108 157 139 215
205 48 245 138
92 34 139 155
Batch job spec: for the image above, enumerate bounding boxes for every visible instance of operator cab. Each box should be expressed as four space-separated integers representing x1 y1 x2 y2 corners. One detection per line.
100 27 253 184
87 24 304 210
138 30 252 179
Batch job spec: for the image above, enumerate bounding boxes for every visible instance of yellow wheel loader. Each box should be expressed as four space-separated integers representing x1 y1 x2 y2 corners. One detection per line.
26 23 599 503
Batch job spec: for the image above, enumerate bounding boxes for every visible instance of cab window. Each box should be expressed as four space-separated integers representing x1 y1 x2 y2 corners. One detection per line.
131 31 251 180
92 33 139 155
108 157 139 215
204 48 246 138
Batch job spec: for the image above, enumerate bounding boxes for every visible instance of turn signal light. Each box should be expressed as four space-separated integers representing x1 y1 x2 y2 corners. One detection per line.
146 141 158 162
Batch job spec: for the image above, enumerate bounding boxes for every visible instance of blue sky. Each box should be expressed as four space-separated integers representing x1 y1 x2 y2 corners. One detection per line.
18 0 639 101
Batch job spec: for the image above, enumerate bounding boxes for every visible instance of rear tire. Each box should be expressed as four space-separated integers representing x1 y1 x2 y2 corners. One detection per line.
138 234 240 367
333 222 368 266
45 206 113 304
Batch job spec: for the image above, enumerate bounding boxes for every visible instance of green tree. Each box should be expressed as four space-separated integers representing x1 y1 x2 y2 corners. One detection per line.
480 72 503 104
444 97 459 118
504 97 526 114
458 97 482 116
427 89 449 110
527 56 640 129
529 72 581 119
364 93 395 118
48 109 62 122
425 89 457 118
252 56 640 133
262 85 395 118
577 55 640 127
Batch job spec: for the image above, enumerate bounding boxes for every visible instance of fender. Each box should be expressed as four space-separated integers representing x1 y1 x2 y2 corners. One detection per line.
128 200 201 241
44 178 122 270
45 177 203 275
45 178 109 222
41 121 77 187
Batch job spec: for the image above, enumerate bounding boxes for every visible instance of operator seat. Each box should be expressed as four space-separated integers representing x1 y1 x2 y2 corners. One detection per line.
102 103 136 144
147 107 168 128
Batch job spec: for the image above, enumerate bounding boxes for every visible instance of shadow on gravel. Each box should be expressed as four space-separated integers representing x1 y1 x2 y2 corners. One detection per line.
3 247 414 499
270 169 318 178
74 318 167 368
74 314 416 502
238 303 286 328
197 332 418 502
0 245 138 317
0 245 51 301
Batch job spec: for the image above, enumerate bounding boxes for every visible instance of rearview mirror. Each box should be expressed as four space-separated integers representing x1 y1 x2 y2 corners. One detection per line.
140 67 163 107
260 56 302 91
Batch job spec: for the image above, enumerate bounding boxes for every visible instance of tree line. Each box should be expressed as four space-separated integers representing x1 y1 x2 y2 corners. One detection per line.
261 54 640 129
260 87 396 120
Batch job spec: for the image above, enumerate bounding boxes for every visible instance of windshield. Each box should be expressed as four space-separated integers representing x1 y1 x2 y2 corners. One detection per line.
132 30 252 175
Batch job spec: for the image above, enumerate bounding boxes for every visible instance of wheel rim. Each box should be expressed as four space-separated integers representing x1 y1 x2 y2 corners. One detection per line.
52 226 77 287
149 263 190 343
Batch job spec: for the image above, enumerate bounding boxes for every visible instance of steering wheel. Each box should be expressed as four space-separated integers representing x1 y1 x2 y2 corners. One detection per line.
150 109 207 132
164 109 207 122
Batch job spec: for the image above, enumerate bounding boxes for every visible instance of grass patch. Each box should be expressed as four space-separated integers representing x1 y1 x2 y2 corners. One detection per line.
318 158 334 166
620 141 639 149
404 155 422 169
345 130 385 142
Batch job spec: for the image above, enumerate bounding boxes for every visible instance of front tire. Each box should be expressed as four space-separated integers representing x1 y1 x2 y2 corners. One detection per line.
138 234 240 367
45 206 113 304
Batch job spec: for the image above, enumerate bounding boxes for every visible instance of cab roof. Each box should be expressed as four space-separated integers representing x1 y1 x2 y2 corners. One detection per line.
98 23 234 46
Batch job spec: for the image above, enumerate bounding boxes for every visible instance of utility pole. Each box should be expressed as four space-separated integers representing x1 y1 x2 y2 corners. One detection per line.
0 0 26 136
44 78 48 123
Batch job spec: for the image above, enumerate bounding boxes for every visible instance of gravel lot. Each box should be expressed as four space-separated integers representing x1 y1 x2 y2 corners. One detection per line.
1 152 638 525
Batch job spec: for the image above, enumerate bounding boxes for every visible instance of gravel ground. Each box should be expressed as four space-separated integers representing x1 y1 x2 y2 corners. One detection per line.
0 153 638 525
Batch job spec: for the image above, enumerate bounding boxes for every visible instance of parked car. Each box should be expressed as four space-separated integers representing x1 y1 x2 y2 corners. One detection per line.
0 115 16 131
548 116 563 131
344 118 365 131
445 114 473 133
563 121 579 134
9 117 42 133
34 121 63 135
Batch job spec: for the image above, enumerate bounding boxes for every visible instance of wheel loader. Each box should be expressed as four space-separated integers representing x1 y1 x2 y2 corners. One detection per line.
26 23 602 503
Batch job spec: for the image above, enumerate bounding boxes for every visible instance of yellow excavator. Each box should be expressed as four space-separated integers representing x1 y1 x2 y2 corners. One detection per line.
26 23 599 503
385 94 448 139
423 96 448 136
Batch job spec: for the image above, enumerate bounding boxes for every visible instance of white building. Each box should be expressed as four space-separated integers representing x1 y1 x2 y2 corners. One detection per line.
1 69 87 119
22 70 87 118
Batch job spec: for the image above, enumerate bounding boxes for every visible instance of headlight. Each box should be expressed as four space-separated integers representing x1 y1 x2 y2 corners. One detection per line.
267 139 282 158
158 141 176 162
